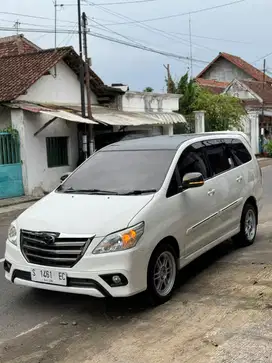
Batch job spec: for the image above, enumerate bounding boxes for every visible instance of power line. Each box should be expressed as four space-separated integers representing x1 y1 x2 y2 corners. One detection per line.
85 1 220 54
253 51 272 64
0 25 209 64
99 0 245 25
171 32 251 45
62 0 156 5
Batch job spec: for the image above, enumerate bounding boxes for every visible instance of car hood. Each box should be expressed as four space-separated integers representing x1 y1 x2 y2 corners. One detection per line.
16 192 154 237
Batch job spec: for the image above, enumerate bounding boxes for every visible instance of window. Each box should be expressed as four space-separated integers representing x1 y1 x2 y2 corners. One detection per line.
166 142 210 197
225 138 252 166
46 137 68 168
60 149 175 194
204 139 231 176
177 142 210 181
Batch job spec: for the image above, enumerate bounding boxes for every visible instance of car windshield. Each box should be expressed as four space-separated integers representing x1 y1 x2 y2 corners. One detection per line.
58 149 175 195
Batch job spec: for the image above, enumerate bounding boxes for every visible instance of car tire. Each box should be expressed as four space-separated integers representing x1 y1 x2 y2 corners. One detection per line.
147 243 177 306
233 202 258 247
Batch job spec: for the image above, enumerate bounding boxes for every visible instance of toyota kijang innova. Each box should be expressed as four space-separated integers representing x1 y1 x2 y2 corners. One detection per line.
4 132 263 305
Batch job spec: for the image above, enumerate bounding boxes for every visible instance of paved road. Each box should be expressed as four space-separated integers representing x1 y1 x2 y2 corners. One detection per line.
0 167 272 363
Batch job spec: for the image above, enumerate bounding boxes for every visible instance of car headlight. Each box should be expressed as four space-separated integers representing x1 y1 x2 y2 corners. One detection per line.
93 222 144 254
8 224 17 246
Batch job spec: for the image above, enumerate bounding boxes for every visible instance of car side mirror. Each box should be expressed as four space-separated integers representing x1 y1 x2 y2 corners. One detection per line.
182 172 204 190
60 172 71 182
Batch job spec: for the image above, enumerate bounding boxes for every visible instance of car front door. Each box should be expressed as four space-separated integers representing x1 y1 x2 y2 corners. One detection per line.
167 142 220 258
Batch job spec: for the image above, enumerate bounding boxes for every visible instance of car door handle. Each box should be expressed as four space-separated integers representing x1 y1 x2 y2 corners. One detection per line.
208 189 215 196
236 176 243 183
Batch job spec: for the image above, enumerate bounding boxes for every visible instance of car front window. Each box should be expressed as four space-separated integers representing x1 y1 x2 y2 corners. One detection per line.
58 149 175 195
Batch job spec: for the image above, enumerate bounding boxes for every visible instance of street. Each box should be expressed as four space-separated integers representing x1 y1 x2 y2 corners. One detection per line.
0 167 272 363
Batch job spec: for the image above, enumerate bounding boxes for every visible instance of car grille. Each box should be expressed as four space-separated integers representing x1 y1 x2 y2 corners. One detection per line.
20 230 93 268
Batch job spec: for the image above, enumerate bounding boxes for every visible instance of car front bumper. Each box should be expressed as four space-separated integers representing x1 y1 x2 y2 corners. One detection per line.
4 239 149 298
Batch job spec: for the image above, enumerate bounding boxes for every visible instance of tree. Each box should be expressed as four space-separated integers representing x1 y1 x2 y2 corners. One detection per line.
165 69 245 131
143 87 154 92
193 89 245 131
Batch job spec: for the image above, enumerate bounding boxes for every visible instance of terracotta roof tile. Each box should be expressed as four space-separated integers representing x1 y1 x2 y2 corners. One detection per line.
0 47 73 101
195 78 229 94
196 52 272 84
0 34 39 57
0 46 122 102
242 80 272 104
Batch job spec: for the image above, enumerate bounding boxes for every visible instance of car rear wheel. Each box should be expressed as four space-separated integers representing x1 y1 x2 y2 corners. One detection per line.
147 243 177 305
233 202 257 247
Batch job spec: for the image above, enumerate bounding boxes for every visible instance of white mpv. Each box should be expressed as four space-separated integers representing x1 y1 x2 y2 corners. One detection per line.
4 132 263 305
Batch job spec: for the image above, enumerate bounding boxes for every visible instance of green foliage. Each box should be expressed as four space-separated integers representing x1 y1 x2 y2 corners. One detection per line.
193 89 245 131
0 125 19 139
167 71 245 132
143 87 154 92
264 140 272 156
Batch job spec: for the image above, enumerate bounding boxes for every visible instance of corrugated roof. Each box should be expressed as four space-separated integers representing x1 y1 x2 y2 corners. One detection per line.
6 102 97 125
91 106 186 126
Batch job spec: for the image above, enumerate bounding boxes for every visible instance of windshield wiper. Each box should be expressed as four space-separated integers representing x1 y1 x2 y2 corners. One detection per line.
122 189 157 195
61 188 120 195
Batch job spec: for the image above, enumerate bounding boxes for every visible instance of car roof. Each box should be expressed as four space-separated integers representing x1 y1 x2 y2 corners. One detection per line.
102 132 247 151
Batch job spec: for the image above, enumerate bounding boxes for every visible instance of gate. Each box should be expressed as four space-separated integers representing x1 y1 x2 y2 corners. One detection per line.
174 114 195 134
0 132 24 199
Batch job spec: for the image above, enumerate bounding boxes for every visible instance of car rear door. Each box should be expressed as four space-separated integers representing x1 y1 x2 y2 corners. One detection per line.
203 138 246 239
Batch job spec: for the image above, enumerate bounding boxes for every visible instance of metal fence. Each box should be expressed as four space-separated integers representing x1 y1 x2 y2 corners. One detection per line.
174 114 195 134
0 133 20 165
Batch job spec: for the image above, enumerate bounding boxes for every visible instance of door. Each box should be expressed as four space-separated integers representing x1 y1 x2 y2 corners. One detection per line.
203 139 246 239
166 142 220 258
0 133 24 199
220 138 252 233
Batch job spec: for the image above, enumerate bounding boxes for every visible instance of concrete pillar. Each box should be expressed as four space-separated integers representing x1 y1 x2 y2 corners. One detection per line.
194 110 206 133
11 109 29 195
162 124 174 135
248 111 260 155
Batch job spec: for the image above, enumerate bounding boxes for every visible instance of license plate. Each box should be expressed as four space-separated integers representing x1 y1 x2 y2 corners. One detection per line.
31 268 67 286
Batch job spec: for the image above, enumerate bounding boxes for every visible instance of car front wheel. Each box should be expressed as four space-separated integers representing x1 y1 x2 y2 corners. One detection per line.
147 244 177 305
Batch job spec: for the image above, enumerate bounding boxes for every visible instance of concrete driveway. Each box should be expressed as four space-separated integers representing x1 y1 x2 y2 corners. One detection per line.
0 167 272 363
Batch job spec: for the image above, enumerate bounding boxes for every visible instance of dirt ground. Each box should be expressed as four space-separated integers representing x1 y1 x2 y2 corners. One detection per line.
0 168 272 363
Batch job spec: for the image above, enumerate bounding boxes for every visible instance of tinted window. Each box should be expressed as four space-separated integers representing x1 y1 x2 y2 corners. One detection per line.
177 142 211 181
204 140 231 176
59 150 175 194
225 138 252 166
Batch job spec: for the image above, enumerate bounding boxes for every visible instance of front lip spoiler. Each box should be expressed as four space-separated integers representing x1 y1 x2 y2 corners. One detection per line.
11 270 111 297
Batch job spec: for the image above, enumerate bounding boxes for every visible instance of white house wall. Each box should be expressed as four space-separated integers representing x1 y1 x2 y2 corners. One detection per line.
121 92 180 113
12 109 78 195
17 60 98 106
226 82 256 100
203 58 253 83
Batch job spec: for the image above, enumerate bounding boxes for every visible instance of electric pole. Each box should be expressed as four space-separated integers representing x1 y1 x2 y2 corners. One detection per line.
189 14 193 79
82 12 94 154
261 59 266 153
77 0 86 119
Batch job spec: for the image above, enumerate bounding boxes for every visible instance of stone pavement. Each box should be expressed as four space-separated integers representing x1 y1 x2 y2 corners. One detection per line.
0 195 40 208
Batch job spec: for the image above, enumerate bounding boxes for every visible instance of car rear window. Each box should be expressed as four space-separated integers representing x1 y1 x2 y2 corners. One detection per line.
225 138 252 166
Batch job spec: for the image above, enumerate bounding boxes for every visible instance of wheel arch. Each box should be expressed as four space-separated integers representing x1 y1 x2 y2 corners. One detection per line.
244 196 258 224
149 236 180 262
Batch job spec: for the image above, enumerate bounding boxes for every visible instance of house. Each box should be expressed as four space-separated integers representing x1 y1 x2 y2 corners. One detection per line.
195 51 272 154
0 35 185 199
224 79 272 154
196 52 272 88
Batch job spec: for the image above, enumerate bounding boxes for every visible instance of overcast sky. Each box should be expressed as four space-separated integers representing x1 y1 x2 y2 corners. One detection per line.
1 0 272 91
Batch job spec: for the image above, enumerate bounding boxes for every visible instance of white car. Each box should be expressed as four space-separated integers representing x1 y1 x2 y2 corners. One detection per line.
4 132 263 305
